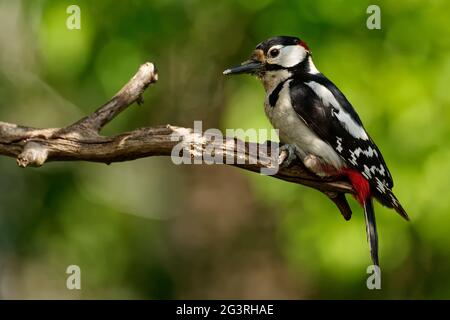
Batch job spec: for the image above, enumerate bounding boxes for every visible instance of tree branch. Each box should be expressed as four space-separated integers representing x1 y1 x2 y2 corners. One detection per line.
0 62 355 220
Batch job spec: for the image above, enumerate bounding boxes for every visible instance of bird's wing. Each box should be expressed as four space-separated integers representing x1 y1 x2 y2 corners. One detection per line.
287 76 394 193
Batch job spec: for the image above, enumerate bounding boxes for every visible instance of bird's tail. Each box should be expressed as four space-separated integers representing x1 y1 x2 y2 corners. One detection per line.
387 189 409 221
363 197 379 267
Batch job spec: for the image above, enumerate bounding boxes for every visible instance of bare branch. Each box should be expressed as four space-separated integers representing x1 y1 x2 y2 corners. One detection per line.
70 62 158 133
0 62 355 219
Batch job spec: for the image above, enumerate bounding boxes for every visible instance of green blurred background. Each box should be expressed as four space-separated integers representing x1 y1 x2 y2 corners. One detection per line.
0 0 449 299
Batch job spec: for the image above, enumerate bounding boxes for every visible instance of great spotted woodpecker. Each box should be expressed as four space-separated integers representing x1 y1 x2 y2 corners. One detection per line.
224 36 409 267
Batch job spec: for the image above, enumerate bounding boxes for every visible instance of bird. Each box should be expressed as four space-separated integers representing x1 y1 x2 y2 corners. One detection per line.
223 36 409 267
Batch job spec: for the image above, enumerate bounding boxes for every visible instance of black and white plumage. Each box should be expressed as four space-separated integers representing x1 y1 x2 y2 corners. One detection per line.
224 36 408 267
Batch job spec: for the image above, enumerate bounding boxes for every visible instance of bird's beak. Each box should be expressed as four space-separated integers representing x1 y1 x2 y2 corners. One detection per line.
223 49 265 75
223 59 263 75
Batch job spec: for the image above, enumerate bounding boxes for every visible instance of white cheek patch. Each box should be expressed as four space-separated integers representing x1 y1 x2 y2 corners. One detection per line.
275 45 307 68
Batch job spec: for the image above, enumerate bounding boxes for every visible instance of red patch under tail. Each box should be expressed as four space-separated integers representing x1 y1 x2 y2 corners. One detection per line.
341 168 371 205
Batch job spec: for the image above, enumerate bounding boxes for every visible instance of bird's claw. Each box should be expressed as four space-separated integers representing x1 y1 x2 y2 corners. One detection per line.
278 144 297 168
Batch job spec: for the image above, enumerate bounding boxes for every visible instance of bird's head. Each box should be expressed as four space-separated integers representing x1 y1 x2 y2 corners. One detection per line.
224 36 318 91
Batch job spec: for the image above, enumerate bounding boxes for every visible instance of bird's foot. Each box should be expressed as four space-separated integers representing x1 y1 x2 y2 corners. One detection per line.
278 144 297 168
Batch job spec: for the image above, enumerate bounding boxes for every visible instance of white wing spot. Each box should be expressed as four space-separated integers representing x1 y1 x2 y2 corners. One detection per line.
363 165 372 179
375 177 387 194
348 146 385 176
336 137 343 153
305 81 369 140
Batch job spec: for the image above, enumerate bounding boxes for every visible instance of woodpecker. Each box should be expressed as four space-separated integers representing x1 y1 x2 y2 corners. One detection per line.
223 36 409 267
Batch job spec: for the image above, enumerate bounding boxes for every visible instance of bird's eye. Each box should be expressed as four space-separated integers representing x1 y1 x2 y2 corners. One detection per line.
269 48 280 58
